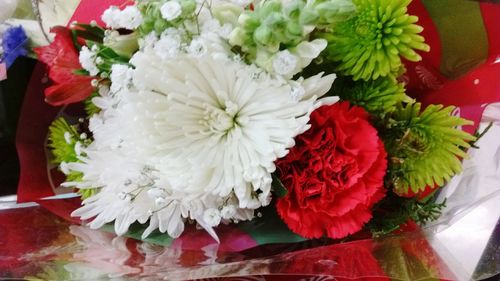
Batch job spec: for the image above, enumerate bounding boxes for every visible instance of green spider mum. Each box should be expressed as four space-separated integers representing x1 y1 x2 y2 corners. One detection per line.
48 117 99 199
385 103 475 193
334 76 411 116
48 117 80 164
323 0 430 81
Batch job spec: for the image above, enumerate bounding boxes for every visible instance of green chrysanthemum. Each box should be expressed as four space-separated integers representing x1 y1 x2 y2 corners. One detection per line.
48 117 80 164
334 76 411 115
385 103 475 193
48 118 99 199
323 0 430 81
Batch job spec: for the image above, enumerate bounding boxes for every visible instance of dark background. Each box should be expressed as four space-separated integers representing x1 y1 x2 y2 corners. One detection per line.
0 57 36 196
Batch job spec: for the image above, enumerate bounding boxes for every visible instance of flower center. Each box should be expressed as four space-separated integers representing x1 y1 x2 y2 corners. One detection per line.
202 100 239 134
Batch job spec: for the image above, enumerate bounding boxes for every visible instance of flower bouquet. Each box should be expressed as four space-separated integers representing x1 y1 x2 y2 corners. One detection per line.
9 0 500 279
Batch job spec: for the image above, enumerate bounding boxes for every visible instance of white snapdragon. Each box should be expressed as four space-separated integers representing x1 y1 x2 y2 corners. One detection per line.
79 46 99 76
160 1 183 21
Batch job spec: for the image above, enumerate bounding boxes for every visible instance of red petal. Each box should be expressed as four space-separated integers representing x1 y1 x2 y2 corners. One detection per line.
44 76 93 106
34 27 80 69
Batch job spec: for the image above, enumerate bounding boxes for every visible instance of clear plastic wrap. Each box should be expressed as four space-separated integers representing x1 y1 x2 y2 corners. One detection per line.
2 0 500 280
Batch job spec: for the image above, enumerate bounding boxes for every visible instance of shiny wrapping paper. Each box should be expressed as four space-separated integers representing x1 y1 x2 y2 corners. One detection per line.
1 206 455 280
6 0 500 280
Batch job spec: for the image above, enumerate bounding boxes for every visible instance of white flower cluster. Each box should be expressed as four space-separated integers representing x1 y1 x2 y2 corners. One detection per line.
101 5 143 30
79 45 100 76
160 1 183 21
69 1 338 241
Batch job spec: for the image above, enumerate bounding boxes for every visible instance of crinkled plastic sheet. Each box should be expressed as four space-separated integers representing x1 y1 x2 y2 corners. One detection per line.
2 0 499 280
421 103 500 281
1 175 498 281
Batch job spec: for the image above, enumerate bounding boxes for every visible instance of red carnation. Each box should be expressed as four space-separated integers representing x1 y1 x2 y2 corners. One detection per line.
34 26 94 106
276 102 387 239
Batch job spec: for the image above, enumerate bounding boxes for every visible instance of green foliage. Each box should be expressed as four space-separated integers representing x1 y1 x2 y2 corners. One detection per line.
271 173 288 198
84 92 100 116
334 76 411 116
87 42 131 75
48 117 80 164
382 103 475 193
321 0 429 81
367 191 447 237
71 23 105 43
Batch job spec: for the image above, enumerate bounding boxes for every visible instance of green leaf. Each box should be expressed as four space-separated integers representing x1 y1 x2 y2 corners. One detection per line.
271 173 288 198
366 191 447 237
237 205 306 245
73 68 90 76
72 23 105 43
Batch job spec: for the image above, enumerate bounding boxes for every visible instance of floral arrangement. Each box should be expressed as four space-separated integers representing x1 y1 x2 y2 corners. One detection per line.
34 0 478 242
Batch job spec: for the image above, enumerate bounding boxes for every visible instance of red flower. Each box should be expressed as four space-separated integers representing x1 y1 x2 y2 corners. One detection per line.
34 26 94 106
276 102 387 239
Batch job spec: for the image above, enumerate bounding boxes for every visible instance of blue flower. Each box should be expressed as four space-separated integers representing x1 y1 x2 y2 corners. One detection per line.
1 26 29 68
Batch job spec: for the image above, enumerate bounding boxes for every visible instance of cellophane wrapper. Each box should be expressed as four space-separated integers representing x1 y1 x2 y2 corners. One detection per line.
2 0 500 280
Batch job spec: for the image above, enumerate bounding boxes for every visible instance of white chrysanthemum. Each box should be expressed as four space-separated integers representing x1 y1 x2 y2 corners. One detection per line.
70 40 336 241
